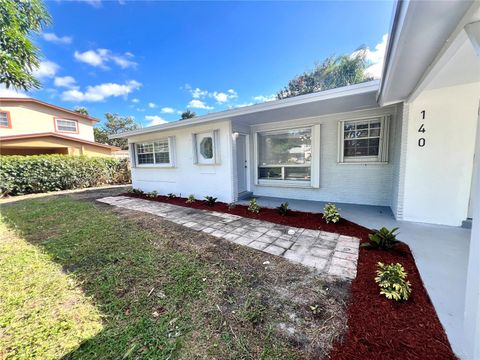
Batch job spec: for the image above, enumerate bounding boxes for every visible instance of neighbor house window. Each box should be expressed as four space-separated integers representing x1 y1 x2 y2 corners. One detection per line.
55 118 78 133
0 111 11 128
136 139 171 166
257 128 312 182
338 116 390 163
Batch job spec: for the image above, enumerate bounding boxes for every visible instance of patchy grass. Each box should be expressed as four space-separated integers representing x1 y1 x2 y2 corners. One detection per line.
1 195 349 359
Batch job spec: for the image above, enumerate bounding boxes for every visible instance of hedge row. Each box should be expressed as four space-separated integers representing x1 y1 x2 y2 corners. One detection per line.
0 155 131 196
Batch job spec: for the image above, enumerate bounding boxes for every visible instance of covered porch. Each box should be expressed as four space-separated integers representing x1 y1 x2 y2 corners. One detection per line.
238 195 471 357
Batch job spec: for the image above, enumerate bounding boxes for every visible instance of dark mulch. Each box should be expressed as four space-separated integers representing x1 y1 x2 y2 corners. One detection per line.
123 192 456 359
123 193 368 238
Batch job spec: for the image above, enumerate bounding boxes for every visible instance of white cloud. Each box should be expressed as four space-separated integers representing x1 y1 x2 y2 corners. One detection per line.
190 87 208 99
161 107 175 114
253 94 276 103
136 108 145 112
74 49 106 67
132 98 140 103
148 102 157 108
61 80 141 102
212 89 238 103
74 49 137 69
41 32 72 45
188 99 213 110
145 115 168 125
84 0 102 8
0 84 28 98
364 33 388 79
54 76 77 89
33 60 59 79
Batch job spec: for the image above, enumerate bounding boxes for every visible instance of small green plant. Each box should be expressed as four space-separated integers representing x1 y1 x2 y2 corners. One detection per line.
277 202 289 216
130 188 144 195
322 203 340 223
248 198 260 213
167 193 177 199
227 202 236 210
186 194 196 203
204 196 217 206
146 191 158 198
361 227 400 250
375 262 411 301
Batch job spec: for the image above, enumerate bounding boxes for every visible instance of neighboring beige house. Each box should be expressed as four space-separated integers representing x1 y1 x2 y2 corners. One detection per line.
0 97 120 156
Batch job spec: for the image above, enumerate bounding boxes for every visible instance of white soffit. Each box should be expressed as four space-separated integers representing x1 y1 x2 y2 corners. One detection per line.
379 0 476 105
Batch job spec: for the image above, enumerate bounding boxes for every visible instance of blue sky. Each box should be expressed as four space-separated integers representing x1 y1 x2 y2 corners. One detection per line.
2 1 394 127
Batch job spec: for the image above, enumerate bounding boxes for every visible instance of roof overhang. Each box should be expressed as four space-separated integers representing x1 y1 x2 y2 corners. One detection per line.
111 80 380 139
0 132 120 150
0 97 100 122
378 0 478 106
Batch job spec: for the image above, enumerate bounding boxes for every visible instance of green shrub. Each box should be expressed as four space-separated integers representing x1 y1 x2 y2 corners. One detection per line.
204 196 217 206
322 203 340 223
361 227 400 250
0 155 130 196
186 194 196 203
277 202 289 216
129 188 144 195
375 262 411 301
146 191 158 198
247 198 260 213
167 193 177 199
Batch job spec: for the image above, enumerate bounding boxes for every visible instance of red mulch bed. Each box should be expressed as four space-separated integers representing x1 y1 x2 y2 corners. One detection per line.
123 193 456 359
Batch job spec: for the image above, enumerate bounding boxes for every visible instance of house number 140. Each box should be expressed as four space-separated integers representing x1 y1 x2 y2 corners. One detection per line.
418 110 426 147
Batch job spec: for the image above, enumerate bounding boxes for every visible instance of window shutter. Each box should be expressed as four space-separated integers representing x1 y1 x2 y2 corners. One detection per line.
380 115 390 162
191 134 198 164
337 121 344 163
168 136 176 167
129 143 136 168
311 124 321 188
213 129 221 164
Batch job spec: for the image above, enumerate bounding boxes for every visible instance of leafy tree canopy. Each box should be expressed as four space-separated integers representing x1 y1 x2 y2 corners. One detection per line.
74 107 89 115
0 0 51 90
94 113 139 150
180 110 196 120
277 48 373 99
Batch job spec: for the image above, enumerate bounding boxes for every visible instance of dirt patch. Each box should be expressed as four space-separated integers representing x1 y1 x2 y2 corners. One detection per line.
111 206 350 359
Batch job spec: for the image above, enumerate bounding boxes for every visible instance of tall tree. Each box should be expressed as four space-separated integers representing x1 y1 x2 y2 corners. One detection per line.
180 110 196 120
0 0 51 90
94 113 139 149
74 107 89 115
277 48 373 99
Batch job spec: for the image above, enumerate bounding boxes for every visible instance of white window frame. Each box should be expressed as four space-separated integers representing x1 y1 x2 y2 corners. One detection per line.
133 137 176 168
337 116 390 164
192 129 220 165
254 125 320 188
0 111 10 128
55 118 78 133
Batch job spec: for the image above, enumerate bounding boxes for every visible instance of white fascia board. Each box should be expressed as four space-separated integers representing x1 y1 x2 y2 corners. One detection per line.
110 81 380 139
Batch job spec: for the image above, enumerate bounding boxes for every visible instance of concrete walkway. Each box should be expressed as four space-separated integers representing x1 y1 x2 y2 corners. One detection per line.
239 195 471 358
97 196 360 280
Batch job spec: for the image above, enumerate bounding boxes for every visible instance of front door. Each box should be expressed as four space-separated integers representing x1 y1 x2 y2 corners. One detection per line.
237 134 248 194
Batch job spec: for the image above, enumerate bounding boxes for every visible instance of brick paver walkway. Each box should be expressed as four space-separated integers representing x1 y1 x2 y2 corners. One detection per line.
98 196 360 280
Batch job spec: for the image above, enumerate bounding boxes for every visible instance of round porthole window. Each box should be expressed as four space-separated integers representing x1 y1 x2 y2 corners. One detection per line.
200 137 213 159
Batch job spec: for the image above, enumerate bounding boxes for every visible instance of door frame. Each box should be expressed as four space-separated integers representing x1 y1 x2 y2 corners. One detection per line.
235 133 250 196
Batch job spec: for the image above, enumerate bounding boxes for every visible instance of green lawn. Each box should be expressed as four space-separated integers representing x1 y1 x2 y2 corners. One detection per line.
0 195 347 359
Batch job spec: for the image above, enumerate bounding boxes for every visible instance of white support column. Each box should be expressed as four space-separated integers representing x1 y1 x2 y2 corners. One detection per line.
464 21 480 360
